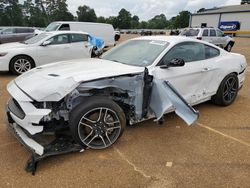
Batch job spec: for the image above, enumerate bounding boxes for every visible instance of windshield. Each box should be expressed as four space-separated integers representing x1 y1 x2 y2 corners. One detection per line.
24 33 50 44
180 29 200 36
102 40 169 67
45 23 61 32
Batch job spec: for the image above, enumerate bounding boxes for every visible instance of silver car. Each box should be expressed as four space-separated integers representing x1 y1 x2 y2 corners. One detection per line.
180 27 235 52
0 27 35 44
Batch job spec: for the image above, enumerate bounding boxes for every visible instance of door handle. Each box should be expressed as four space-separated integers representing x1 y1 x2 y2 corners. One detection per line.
202 67 211 72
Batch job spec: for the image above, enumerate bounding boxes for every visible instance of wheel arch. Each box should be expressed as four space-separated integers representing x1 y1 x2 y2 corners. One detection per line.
9 54 36 70
72 86 134 121
213 71 239 96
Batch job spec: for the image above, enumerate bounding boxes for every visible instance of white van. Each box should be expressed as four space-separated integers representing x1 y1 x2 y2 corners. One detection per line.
44 21 115 47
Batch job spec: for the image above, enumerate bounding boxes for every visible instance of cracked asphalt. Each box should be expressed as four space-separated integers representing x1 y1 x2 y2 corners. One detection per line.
0 35 249 187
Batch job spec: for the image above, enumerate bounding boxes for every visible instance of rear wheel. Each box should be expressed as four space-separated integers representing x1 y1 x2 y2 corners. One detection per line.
212 73 239 106
10 55 35 75
69 97 126 149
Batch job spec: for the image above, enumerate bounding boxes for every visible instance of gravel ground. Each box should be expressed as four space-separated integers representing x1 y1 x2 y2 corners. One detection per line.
0 35 249 188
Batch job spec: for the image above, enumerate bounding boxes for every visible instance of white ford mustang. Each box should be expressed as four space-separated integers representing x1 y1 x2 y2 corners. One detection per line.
6 36 247 158
0 31 95 75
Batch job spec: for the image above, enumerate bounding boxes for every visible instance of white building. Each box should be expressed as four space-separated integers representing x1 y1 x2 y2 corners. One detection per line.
190 4 250 35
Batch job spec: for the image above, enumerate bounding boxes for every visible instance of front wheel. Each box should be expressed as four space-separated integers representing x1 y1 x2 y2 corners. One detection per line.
69 97 126 149
10 55 35 75
212 73 239 106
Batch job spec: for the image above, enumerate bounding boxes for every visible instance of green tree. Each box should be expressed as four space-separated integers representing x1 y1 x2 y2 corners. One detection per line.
131 15 139 29
77 5 97 22
97 16 106 23
106 16 119 28
148 14 168 29
139 21 148 29
171 11 190 29
197 8 205 13
116 8 132 29
241 0 250 4
2 0 24 26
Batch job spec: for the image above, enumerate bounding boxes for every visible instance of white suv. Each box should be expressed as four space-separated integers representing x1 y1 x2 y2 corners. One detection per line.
180 28 235 52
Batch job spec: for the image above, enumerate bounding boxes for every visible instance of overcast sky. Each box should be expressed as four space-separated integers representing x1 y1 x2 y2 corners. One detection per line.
66 0 241 20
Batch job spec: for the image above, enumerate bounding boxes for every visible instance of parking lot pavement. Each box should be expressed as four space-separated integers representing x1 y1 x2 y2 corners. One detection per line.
0 36 249 187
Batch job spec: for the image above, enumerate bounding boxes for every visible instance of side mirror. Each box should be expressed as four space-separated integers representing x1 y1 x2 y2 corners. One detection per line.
160 58 185 69
41 40 51 46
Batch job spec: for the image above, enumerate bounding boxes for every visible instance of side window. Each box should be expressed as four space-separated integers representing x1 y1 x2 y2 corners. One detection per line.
71 34 88 43
2 28 14 34
202 29 208 36
216 29 224 37
161 42 206 64
210 29 216 37
205 45 220 59
59 24 70 31
47 34 69 45
16 28 28 33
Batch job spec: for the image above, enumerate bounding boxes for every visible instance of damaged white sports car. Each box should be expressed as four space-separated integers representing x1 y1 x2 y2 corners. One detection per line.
6 36 247 163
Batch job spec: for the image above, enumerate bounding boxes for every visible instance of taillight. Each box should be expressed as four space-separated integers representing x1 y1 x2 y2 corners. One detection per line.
197 37 202 40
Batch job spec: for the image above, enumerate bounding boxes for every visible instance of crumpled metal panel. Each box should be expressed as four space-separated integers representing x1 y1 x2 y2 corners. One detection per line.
150 79 199 125
77 74 145 120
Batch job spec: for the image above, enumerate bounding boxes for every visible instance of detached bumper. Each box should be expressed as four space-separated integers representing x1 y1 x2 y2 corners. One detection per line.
6 110 44 155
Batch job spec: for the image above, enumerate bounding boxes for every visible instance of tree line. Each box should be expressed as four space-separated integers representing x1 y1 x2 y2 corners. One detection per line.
0 0 190 29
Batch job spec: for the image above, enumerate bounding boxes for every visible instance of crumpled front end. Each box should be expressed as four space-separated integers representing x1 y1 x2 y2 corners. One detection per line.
6 81 52 155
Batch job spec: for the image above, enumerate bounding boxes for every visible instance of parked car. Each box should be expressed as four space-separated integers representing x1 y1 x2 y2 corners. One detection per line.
6 36 246 158
0 31 100 74
179 27 235 52
141 30 152 36
44 21 115 47
0 27 35 44
170 29 180 35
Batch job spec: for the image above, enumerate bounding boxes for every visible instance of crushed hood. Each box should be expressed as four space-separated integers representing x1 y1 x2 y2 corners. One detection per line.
14 58 144 101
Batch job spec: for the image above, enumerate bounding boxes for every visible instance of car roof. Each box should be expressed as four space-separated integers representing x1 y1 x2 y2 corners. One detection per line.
132 35 201 44
50 21 112 26
44 31 89 35
131 35 223 49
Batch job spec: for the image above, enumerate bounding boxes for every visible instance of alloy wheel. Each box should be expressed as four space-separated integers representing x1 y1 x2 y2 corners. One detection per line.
223 77 237 103
78 107 122 149
14 58 32 74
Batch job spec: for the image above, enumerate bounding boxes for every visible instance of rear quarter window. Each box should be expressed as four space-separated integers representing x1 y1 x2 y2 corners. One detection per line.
180 29 200 36
205 45 220 59
71 34 88 42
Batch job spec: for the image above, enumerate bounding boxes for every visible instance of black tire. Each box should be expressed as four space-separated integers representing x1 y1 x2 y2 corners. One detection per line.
115 34 120 41
10 55 35 75
212 73 239 106
225 42 233 52
69 97 126 149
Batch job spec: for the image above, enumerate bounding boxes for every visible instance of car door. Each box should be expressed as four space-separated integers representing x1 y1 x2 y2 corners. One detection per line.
209 29 219 46
201 29 210 42
151 42 214 104
15 28 28 42
36 34 71 66
0 28 15 43
216 29 227 48
69 33 92 58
